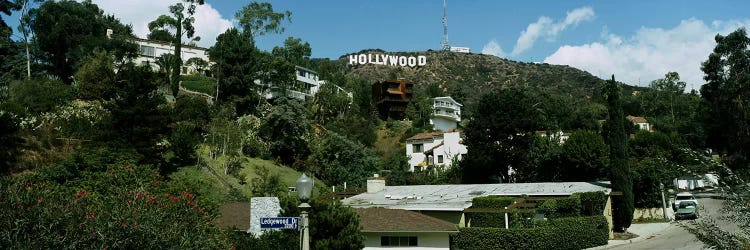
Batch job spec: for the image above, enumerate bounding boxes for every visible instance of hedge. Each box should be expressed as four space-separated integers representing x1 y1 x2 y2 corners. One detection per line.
576 191 608 216
454 216 609 250
538 196 580 219
469 196 516 227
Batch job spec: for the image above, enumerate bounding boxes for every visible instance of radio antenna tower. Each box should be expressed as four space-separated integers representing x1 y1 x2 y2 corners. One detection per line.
441 0 450 51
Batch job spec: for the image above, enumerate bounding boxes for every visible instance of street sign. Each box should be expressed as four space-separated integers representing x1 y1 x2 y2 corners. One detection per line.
260 217 299 229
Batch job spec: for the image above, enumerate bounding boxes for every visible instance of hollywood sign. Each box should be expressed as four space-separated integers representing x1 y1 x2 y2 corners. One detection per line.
348 53 427 67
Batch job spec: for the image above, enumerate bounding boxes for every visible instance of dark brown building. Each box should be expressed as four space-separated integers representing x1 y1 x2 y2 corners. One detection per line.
372 78 414 120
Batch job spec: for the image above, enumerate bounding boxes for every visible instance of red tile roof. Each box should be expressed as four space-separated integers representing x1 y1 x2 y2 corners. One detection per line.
355 207 458 232
406 132 444 141
626 115 648 123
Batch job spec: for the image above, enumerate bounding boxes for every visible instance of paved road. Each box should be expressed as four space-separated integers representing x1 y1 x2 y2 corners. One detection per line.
608 198 725 250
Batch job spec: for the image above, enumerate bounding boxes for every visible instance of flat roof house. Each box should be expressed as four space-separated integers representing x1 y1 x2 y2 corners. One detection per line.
343 176 615 238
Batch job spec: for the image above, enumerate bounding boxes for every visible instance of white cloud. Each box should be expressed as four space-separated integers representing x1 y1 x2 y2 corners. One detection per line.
91 0 232 47
511 7 594 56
543 19 750 91
481 39 506 58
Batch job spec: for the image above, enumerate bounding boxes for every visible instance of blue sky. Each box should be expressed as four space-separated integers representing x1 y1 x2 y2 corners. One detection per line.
4 0 750 89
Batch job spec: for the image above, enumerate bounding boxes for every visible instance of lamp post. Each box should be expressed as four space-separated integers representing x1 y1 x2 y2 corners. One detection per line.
296 173 313 250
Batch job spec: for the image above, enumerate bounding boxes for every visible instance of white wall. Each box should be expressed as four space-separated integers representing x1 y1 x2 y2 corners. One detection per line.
132 39 210 75
431 118 457 132
406 137 442 171
406 132 466 171
436 132 466 169
363 232 452 250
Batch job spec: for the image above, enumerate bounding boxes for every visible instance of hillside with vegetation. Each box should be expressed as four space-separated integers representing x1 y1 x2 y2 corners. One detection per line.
2 0 750 249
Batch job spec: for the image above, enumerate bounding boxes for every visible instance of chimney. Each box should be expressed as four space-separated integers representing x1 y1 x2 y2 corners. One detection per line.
367 174 385 193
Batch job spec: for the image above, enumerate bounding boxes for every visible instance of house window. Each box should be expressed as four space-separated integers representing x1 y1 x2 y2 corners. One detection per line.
141 46 155 57
381 236 417 247
413 144 423 153
438 155 444 164
298 70 305 77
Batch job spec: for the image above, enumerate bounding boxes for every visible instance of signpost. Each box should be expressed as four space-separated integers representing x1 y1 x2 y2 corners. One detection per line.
260 217 300 230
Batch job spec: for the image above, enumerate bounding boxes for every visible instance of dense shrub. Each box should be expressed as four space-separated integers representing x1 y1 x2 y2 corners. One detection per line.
469 196 516 227
577 191 608 216
454 216 609 250
0 164 226 249
538 196 581 219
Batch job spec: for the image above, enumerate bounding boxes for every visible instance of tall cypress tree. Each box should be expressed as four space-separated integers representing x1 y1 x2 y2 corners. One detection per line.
603 75 633 232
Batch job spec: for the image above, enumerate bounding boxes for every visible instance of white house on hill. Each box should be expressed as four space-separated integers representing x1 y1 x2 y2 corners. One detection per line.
131 37 210 75
626 115 651 131
430 96 462 132
257 66 323 101
406 131 467 172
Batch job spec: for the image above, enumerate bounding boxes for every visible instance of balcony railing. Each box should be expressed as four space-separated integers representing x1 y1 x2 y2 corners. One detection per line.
434 102 458 109
433 110 460 120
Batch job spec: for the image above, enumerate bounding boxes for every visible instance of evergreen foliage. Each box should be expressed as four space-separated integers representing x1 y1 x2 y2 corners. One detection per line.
700 28 750 174
603 75 633 232
29 0 137 84
461 87 543 183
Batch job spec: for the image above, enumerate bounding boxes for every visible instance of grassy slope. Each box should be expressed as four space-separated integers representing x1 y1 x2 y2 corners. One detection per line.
180 75 216 96
196 145 329 198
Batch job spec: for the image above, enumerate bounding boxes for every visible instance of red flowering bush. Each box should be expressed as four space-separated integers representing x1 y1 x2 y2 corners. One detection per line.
0 164 227 249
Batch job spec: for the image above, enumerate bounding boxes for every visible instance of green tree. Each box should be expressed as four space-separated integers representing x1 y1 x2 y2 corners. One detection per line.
308 199 365 250
75 51 116 100
700 28 750 173
259 98 311 166
405 89 434 131
0 0 22 83
311 81 352 126
209 28 261 102
603 75 633 232
185 57 208 74
147 0 203 96
235 1 291 39
106 63 169 170
558 130 609 181
461 87 544 183
172 95 210 127
28 0 137 84
272 37 311 66
308 131 380 187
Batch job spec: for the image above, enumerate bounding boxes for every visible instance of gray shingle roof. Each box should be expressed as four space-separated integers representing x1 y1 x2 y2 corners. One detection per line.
343 182 611 211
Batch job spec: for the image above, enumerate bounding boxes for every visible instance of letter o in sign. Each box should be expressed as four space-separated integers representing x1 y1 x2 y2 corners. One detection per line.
408 56 417 67
399 56 407 66
358 54 367 64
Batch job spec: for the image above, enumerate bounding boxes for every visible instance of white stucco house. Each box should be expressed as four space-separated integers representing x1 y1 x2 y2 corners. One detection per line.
406 131 467 172
130 37 211 75
257 66 323 101
430 96 462 132
626 115 652 131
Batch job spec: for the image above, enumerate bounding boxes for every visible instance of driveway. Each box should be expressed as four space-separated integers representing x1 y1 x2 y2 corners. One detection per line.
606 198 725 250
